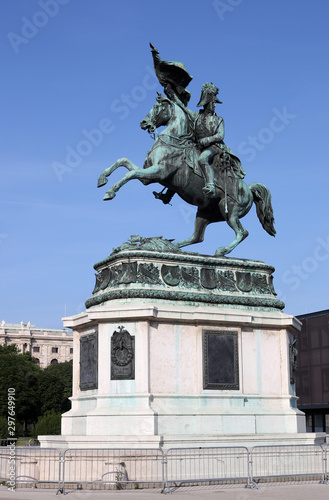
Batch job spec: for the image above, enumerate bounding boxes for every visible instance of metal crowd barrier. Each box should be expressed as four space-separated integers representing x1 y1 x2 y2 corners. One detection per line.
0 443 327 493
249 444 329 485
61 448 164 493
0 446 61 491
163 446 252 493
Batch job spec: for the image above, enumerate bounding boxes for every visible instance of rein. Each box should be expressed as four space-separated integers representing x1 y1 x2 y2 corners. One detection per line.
148 129 193 149
147 98 193 148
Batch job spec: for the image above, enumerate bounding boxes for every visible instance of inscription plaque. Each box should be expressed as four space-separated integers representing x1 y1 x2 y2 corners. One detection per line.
203 330 239 390
111 326 135 380
80 331 98 390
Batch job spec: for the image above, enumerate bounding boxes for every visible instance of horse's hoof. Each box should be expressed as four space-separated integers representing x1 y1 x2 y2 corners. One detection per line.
103 190 116 201
215 248 228 257
97 176 108 188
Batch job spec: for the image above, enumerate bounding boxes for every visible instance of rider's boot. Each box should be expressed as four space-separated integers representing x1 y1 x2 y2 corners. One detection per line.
199 160 216 198
153 188 175 205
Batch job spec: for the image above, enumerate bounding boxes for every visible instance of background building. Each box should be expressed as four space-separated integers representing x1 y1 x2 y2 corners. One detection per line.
295 309 329 433
0 321 73 369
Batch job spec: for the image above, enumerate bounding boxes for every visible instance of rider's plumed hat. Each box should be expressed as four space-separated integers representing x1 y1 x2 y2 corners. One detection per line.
197 82 222 107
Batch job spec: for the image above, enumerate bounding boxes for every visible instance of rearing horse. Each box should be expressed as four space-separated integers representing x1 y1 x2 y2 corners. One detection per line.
97 94 276 256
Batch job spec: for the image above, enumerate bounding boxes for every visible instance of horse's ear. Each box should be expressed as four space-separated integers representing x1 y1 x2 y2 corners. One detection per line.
156 91 162 101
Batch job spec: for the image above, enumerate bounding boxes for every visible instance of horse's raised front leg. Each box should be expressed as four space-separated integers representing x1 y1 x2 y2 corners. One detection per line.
103 164 166 201
97 158 139 188
175 210 212 249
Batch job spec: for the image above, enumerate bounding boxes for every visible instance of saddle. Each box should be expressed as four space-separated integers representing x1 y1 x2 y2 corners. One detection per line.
184 146 245 203
211 150 245 203
153 144 245 204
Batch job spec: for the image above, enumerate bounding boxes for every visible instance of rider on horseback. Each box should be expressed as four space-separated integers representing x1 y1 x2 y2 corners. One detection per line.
195 82 224 198
154 82 246 203
149 44 245 202
195 82 246 198
97 45 276 255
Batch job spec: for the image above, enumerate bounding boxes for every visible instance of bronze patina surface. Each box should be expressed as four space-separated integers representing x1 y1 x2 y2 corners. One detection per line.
97 45 276 257
85 236 284 311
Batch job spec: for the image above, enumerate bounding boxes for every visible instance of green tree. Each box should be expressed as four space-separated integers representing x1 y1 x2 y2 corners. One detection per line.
0 345 41 433
38 360 73 414
0 346 73 436
33 411 61 437
0 416 23 439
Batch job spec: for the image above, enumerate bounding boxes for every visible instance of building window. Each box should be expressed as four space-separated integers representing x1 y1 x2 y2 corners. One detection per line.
52 347 58 353
33 346 40 353
50 359 58 365
70 348 73 354
34 358 40 365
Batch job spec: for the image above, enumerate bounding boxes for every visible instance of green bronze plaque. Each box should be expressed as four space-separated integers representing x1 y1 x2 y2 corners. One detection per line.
80 331 98 391
203 330 239 390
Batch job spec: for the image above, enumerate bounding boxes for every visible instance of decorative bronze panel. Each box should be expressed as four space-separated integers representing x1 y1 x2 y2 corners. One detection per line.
236 272 252 292
111 326 135 380
217 270 237 292
86 244 285 312
203 330 239 390
181 266 199 288
200 268 217 289
137 263 160 284
161 264 181 286
80 331 98 391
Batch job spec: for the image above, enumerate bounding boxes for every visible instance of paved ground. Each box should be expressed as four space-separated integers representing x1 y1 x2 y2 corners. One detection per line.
0 483 328 500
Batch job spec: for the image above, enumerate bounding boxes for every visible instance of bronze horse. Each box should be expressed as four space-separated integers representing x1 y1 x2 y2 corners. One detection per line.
97 94 275 256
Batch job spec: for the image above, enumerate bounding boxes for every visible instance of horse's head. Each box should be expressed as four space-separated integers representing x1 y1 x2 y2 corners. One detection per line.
140 93 173 133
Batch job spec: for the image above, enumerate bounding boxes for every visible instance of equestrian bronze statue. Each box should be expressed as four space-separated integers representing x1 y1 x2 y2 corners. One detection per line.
97 44 275 256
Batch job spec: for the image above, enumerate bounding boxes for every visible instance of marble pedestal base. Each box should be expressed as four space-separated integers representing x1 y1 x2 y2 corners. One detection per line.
39 248 310 447
58 303 305 437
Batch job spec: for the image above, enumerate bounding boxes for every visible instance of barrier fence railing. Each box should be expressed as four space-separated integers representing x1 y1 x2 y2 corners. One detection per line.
163 446 251 493
249 444 328 485
0 446 62 491
61 448 164 493
0 443 327 494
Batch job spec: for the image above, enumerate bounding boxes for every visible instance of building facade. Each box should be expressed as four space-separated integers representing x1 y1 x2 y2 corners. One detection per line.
295 309 329 433
0 321 73 369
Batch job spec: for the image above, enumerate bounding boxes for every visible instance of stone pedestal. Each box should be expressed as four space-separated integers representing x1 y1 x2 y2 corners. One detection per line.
39 240 311 448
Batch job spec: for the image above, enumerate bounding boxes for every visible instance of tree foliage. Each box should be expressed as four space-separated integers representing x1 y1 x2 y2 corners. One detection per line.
0 416 23 440
0 346 73 435
0 345 41 427
38 360 73 414
33 411 62 437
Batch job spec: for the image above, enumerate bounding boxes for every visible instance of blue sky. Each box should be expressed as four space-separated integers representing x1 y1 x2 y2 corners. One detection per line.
1 0 329 328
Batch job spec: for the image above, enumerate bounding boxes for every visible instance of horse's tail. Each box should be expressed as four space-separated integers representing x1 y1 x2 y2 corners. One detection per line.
249 183 276 236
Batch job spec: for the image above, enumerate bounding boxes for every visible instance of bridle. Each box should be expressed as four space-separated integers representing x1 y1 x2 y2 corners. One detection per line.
147 98 194 147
